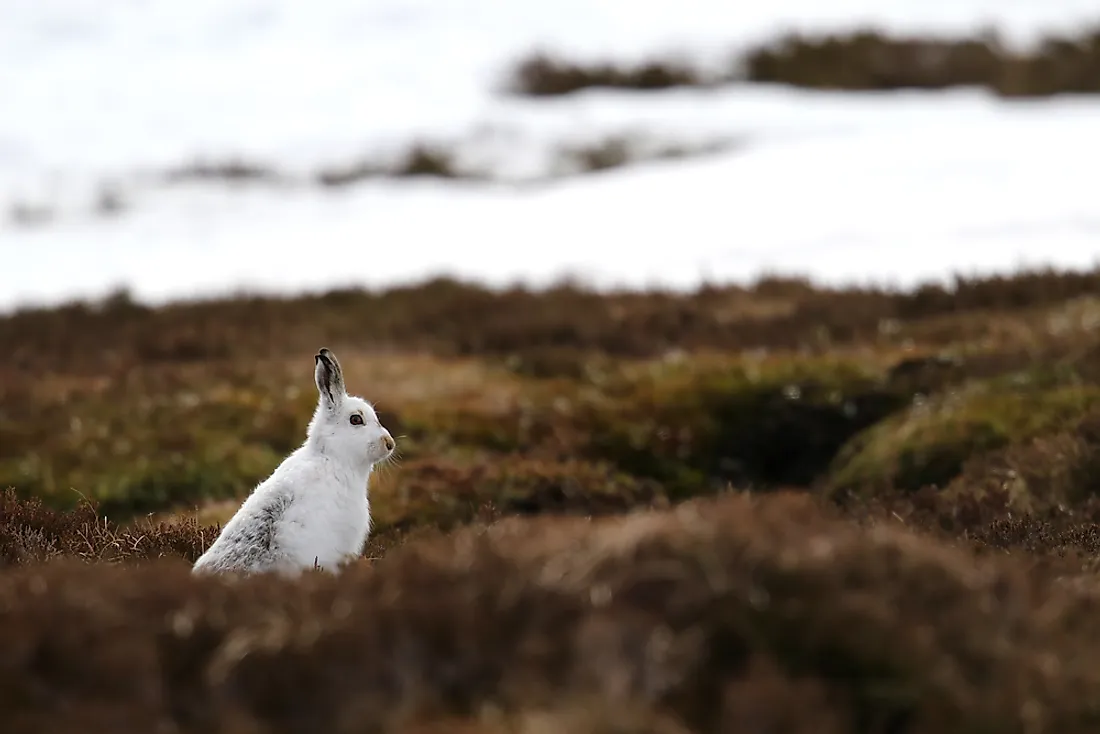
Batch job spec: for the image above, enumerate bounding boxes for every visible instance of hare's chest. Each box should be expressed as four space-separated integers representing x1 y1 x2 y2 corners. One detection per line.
279 487 370 568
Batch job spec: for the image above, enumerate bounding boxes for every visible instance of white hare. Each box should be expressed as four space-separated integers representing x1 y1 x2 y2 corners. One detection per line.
192 348 395 576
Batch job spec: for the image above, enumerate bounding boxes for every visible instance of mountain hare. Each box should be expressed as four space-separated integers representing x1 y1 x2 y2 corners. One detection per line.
192 348 395 576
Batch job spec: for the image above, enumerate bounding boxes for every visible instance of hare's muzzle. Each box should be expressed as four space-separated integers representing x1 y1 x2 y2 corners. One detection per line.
382 434 395 452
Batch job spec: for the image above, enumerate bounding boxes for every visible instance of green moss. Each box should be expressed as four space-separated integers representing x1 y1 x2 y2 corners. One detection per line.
826 372 1100 497
397 355 909 501
366 456 667 555
0 385 301 517
582 356 909 496
94 445 282 518
0 443 283 519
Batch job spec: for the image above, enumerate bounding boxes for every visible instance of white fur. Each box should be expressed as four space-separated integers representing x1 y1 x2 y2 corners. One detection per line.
192 348 394 576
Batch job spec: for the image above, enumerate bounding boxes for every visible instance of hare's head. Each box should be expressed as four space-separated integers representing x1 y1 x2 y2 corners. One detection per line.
306 348 395 468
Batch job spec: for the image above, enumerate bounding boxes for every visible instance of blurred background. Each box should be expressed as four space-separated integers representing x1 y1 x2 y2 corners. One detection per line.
2 0 1099 311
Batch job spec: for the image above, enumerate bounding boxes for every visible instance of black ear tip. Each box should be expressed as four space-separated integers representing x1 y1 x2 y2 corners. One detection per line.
316 347 332 363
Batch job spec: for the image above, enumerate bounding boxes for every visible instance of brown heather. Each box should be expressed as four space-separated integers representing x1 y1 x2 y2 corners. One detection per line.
5 267 1100 731
506 25 1100 97
8 491 1100 733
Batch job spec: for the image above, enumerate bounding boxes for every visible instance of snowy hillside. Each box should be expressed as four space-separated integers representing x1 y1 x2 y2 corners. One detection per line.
2 0 1100 310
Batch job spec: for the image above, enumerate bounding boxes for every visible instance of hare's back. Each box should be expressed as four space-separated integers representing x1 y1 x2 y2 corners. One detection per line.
192 491 290 573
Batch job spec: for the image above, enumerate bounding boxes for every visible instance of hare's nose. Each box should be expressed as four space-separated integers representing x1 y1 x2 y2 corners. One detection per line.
382 434 395 452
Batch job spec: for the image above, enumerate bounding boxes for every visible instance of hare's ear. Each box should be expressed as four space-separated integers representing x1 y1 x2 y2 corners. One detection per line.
314 348 346 409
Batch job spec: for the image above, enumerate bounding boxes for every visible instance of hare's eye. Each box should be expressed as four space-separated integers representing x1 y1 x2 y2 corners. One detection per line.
349 414 364 426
